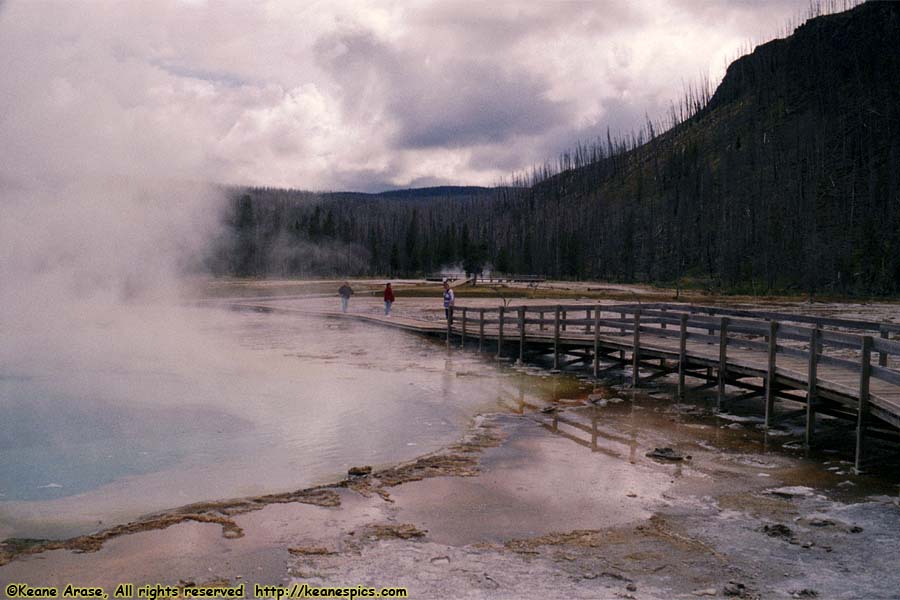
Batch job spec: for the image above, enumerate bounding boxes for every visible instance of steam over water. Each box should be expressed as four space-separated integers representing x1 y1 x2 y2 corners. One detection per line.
0 0 541 545
0 172 537 541
0 304 538 540
0 42 551 537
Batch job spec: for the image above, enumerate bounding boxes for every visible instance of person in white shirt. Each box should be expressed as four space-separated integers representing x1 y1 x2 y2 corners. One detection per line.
442 280 455 320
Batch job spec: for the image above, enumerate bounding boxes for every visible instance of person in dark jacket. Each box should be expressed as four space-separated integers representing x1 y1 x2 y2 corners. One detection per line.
383 282 395 316
338 282 353 313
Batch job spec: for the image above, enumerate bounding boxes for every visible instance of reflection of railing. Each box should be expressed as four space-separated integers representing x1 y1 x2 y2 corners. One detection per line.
534 408 640 462
494 388 639 461
447 302 900 471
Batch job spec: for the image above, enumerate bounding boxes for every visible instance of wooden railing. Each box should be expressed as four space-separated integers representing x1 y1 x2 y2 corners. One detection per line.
475 274 546 284
447 302 899 471
449 303 899 400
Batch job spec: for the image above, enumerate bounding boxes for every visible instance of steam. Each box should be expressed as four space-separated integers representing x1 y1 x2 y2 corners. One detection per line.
2 179 218 301
0 8 331 538
0 42 231 403
0 176 228 387
0 2 234 382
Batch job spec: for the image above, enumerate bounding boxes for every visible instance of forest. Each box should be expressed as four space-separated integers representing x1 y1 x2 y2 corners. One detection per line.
210 2 900 295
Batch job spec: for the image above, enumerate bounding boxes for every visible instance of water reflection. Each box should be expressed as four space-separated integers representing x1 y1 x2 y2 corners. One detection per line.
0 308 553 540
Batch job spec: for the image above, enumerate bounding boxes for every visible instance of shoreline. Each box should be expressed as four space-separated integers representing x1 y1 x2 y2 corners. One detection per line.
3 383 900 598
0 414 506 568
3 286 899 598
194 276 900 306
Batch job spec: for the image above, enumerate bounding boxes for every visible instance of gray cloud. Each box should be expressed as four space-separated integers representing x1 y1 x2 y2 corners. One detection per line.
0 0 820 192
389 59 572 148
151 60 251 88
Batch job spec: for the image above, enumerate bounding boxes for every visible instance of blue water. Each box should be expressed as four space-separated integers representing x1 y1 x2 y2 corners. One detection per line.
0 307 542 539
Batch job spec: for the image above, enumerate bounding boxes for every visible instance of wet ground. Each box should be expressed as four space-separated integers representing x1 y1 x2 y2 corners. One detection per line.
2 283 900 598
3 361 900 598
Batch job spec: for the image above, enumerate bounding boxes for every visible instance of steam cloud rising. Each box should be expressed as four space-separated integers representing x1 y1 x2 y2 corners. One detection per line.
0 2 232 399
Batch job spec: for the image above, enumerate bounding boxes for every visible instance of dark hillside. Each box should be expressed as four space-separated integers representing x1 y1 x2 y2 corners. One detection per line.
515 0 900 293
215 2 900 294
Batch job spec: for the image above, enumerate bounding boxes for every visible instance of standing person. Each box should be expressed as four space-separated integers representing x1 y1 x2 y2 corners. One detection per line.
383 282 395 316
338 281 353 313
442 280 455 320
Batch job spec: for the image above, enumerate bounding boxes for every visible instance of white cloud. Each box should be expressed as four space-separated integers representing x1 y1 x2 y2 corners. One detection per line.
0 0 810 192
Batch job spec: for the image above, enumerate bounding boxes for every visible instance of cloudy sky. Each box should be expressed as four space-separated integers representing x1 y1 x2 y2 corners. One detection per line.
0 0 810 193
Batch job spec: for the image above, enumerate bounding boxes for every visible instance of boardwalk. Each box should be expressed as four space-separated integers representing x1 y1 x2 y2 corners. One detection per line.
236 301 900 471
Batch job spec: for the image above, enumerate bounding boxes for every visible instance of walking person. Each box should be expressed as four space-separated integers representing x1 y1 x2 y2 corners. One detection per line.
383 282 395 316
338 281 353 313
442 280 455 320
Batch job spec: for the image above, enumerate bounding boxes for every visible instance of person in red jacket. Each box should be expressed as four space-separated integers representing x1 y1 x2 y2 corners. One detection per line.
383 282 395 316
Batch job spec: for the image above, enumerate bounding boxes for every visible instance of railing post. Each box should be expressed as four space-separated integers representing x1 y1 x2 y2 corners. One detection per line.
460 308 467 349
479 309 485 352
619 312 626 335
706 313 715 381
805 326 820 447
855 336 873 473
539 311 545 331
553 305 561 370
585 308 591 333
717 317 729 410
497 305 505 359
518 306 525 364
661 307 667 330
765 321 779 428
879 326 888 367
678 314 688 399
562 309 567 332
632 310 641 387
446 306 453 347
592 309 601 377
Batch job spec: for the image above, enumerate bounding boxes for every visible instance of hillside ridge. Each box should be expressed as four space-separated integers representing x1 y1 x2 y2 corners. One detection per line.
217 2 900 295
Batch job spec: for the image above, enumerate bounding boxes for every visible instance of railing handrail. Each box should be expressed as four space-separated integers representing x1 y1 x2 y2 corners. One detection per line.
633 302 900 334
453 302 900 363
454 301 898 331
443 302 897 471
